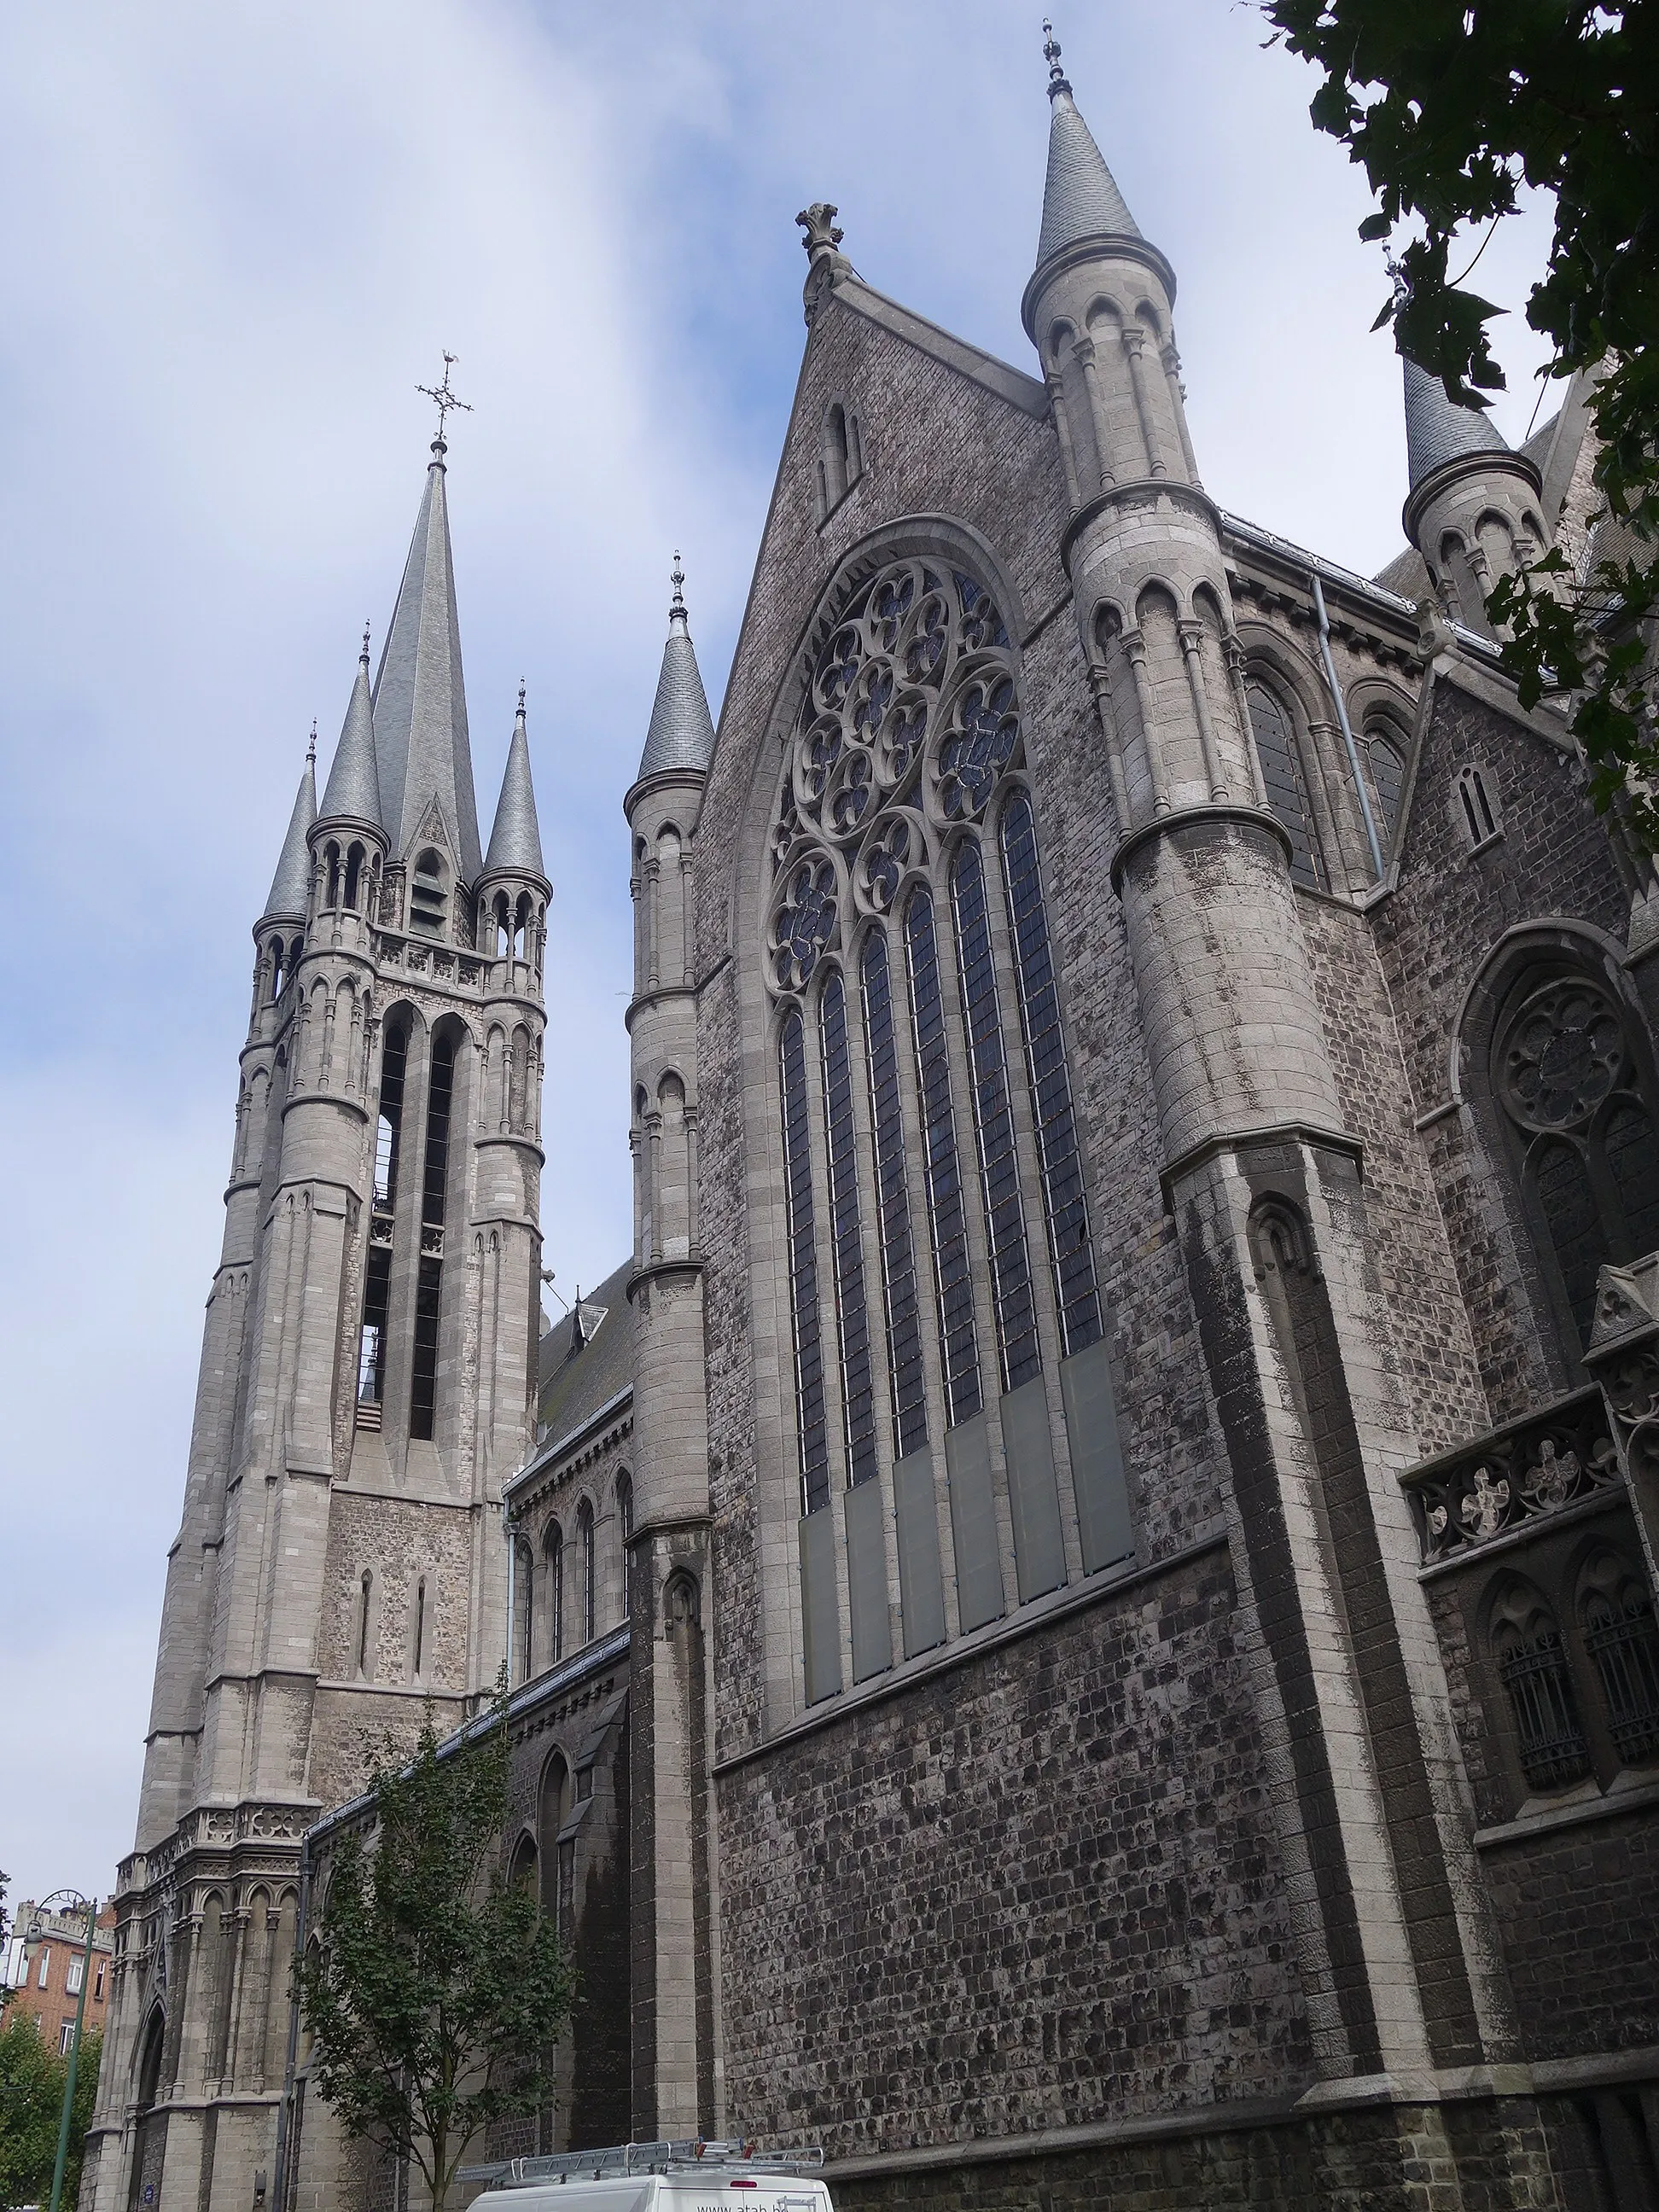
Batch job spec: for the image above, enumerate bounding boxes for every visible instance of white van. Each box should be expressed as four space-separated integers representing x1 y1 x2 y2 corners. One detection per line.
464 2139 832 2212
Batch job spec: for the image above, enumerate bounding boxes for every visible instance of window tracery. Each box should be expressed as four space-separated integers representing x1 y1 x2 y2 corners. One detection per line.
765 552 1120 1676
1245 677 1324 889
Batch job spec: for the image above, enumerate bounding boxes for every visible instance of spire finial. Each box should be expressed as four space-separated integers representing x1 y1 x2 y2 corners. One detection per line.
795 203 845 259
670 550 687 626
306 719 317 769
516 678 527 718
360 620 371 665
416 351 472 455
1042 17 1071 96
1384 247 1411 311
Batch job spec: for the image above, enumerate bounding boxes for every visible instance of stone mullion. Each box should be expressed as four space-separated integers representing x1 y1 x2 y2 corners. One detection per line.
1178 620 1229 801
1087 664 1134 835
1045 375 1083 509
1161 340 1202 486
1121 325 1166 479
1123 626 1172 818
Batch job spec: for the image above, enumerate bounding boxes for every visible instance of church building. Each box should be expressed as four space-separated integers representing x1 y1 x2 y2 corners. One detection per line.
89 35 1659 2212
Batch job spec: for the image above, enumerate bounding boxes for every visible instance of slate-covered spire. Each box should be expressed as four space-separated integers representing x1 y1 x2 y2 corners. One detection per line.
1403 355 1510 489
636 556 718 783
371 437 484 882
1033 20 1143 273
484 684 547 879
319 630 385 829
263 740 317 918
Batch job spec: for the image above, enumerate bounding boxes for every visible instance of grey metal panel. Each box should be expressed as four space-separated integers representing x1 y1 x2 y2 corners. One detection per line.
798 1508 842 1704
844 1478 894 1682
946 1417 1004 1633
1062 1338 1134 1572
1000 1377 1068 1604
893 1449 947 1658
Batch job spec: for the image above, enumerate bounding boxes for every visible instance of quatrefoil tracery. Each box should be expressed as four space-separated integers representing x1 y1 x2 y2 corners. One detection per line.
766 558 1020 997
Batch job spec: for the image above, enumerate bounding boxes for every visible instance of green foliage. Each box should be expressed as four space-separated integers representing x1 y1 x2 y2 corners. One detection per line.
294 1697 573 2212
1260 1 1659 835
0 2017 102 2212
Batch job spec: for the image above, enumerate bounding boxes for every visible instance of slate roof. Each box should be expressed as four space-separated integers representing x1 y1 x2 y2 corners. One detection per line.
637 611 718 783
263 757 317 918
483 699 545 878
1035 83 1142 271
371 449 485 880
533 1254 636 1463
319 649 384 827
1404 355 1509 489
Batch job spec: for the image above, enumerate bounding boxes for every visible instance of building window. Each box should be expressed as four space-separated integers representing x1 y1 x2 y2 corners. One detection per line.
66 1957 83 1997
60 2021 75 2055
860 928 928 1460
38 1949 49 1990
1456 763 1499 847
358 1023 405 1423
616 1475 634 1620
356 1571 374 1678
1364 725 1406 844
94 1962 105 2002
410 847 448 935
779 1008 830 1516
546 1522 564 1662
1493 969 1659 1347
819 971 878 1486
906 888 982 1426
1491 1582 1590 1794
578 1499 596 1645
410 1575 428 1682
1246 678 1324 889
409 1028 456 1441
1581 1567 1659 1768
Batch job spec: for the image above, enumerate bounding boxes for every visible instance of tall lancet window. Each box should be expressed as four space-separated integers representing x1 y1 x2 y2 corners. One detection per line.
409 1027 456 1441
764 550 1132 1697
358 1021 406 1424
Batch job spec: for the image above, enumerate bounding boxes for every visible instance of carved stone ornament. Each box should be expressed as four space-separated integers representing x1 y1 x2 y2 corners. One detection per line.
1498 975 1627 1135
1403 1386 1621 1563
796 202 845 256
765 558 1018 1001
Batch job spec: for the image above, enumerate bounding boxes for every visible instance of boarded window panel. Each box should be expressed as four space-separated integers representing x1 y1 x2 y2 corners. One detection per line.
1247 679 1324 889
844 1475 893 1681
893 1448 946 1657
1605 1100 1659 1258
1533 1135 1606 1344
1062 1338 1134 1572
799 1507 842 1705
999 1376 1067 1603
945 1416 1004 1632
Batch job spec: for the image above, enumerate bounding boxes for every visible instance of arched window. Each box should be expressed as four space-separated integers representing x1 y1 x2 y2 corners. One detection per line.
1456 763 1500 847
538 1753 573 1936
410 1574 428 1682
509 1834 538 1895
492 891 510 958
545 1521 564 1661
324 841 341 908
1362 720 1407 845
1492 969 1659 1347
356 1570 375 1679
136 2006 166 2113
577 1498 596 1644
819 400 863 517
1580 1555 1659 1768
270 938 287 1000
765 554 1125 1686
1245 677 1324 889
514 1536 534 1682
616 1474 634 1619
409 1026 457 1440
1490 1580 1588 1794
410 847 447 936
514 893 530 962
344 842 364 909
358 1022 405 1424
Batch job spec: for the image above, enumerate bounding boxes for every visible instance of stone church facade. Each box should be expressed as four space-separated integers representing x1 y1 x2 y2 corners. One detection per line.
92 38 1659 2212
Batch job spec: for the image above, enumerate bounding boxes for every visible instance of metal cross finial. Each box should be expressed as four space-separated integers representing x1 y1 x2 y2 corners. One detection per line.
307 719 317 769
1384 248 1411 308
517 678 527 717
1042 18 1067 85
416 351 473 447
670 550 689 626
361 620 371 663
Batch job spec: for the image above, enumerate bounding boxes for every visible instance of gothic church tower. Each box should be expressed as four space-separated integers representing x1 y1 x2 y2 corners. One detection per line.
86 423 550 2212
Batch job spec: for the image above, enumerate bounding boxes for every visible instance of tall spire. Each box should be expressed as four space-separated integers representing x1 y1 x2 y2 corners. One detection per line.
1033 20 1143 272
484 684 547 878
262 742 317 919
1403 355 1509 489
371 435 485 882
636 553 718 783
319 628 384 828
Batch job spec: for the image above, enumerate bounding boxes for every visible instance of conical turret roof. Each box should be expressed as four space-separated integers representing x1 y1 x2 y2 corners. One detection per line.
1034 29 1142 271
1404 354 1510 489
263 750 317 918
320 640 384 828
371 443 484 882
484 690 546 878
637 560 717 783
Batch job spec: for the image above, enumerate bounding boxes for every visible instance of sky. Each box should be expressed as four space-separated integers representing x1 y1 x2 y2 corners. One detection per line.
0 0 1558 1918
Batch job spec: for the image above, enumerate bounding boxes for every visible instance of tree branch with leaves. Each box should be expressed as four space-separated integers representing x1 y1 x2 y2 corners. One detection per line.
1260 1 1659 836
294 1695 574 2212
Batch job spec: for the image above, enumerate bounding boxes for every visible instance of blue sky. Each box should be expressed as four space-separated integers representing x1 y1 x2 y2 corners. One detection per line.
0 0 1557 1914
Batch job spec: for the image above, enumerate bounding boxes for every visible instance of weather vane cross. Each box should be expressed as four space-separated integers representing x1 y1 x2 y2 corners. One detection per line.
416 352 473 445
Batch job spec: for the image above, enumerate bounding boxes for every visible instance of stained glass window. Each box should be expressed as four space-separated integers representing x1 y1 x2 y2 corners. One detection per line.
905 889 981 1427
999 794 1103 1356
820 973 878 1486
780 1010 830 1514
861 929 928 1460
950 839 1040 1394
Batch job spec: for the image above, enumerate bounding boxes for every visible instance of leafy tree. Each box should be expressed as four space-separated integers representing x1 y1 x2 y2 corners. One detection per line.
0 2018 102 2212
294 1697 574 2212
1260 3 1659 834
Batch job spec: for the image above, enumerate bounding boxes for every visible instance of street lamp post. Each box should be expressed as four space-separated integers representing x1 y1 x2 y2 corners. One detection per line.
29 1890 100 2212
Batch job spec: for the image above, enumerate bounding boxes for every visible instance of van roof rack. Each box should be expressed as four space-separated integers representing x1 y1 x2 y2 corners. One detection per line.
459 2142 827 2189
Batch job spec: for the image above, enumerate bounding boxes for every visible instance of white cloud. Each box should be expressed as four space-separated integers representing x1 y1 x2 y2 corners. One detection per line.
0 0 1561 1906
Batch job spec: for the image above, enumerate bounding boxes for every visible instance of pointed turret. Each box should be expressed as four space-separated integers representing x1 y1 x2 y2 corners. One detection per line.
263 742 317 919
372 438 484 882
1404 356 1509 490
1033 20 1142 272
484 687 547 880
318 633 384 830
635 558 718 787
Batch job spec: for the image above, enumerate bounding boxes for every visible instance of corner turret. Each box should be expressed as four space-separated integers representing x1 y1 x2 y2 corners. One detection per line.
1400 350 1551 638
477 686 550 987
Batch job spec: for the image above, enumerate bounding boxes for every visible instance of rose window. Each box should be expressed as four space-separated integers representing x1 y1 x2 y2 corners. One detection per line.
1500 979 1627 1133
765 556 1022 993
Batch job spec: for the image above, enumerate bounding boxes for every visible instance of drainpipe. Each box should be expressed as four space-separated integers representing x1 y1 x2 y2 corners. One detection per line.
271 1832 311 2212
504 1507 517 1688
1311 570 1385 882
